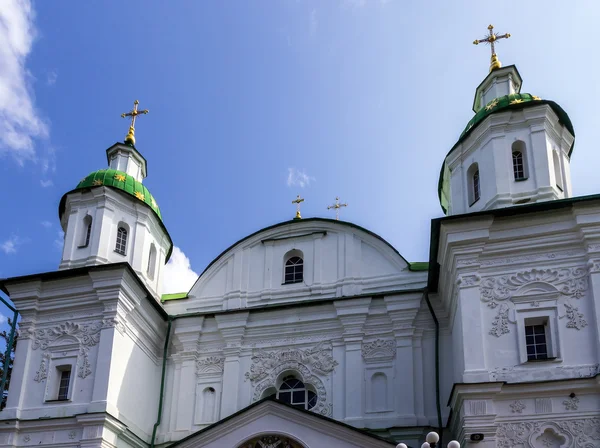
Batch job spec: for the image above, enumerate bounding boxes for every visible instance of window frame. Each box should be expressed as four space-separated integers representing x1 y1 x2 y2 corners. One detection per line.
514 303 560 364
467 163 480 207
147 243 157 280
57 368 72 401
283 254 304 285
511 140 529 182
115 225 128 256
553 149 564 192
276 375 317 410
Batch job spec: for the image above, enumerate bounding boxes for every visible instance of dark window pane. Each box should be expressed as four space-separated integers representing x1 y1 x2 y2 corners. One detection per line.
292 390 305 404
527 345 536 355
278 391 291 403
307 391 317 409
280 381 292 390
525 326 533 335
535 334 546 344
526 335 534 344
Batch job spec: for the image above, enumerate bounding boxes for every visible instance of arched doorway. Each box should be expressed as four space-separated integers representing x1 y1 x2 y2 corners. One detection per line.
238 434 305 448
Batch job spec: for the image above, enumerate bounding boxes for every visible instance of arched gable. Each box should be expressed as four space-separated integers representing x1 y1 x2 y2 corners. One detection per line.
181 218 424 312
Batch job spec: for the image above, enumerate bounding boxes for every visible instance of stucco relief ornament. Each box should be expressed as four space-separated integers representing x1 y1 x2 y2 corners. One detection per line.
481 267 588 336
30 321 108 379
33 352 49 383
196 356 225 374
563 395 579 411
361 339 396 361
510 400 526 413
562 302 587 330
245 342 337 416
497 418 600 448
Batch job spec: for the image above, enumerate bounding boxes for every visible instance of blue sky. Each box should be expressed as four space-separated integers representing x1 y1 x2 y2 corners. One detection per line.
1 0 600 301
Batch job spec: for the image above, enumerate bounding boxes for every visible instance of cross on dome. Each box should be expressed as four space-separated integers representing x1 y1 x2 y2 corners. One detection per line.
120 99 149 146
473 24 511 72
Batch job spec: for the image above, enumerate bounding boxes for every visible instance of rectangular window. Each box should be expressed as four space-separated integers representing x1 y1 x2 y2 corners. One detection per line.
57 369 71 401
525 323 548 361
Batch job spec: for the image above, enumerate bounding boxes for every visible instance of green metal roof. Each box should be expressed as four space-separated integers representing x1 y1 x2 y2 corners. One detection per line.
161 292 188 302
76 169 162 219
58 168 173 261
438 93 575 214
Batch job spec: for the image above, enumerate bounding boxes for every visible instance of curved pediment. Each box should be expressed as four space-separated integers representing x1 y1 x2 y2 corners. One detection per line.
180 219 425 312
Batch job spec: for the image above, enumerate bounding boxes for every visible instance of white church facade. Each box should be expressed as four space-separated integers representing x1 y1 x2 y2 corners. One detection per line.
0 39 599 448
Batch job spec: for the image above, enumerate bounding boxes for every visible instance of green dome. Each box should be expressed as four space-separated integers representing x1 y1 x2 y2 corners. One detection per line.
76 169 162 220
59 168 173 261
438 93 575 214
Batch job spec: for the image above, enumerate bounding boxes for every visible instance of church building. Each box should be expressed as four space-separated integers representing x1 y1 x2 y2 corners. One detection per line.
0 26 599 448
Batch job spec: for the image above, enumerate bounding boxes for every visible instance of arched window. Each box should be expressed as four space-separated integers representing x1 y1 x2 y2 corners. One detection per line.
284 255 304 284
147 243 157 280
512 141 528 181
553 150 563 191
80 215 92 248
276 375 317 410
467 163 480 206
115 225 128 255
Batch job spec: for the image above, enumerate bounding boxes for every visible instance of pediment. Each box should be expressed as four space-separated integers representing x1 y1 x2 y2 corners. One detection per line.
168 398 396 448
180 218 422 312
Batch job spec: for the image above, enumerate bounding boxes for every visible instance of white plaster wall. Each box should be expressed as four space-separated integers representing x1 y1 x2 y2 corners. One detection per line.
445 105 574 216
177 220 425 314
60 187 170 298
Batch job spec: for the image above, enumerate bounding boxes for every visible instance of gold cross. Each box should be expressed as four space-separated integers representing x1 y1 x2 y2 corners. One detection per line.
327 196 347 221
120 100 149 146
473 24 511 72
292 194 305 220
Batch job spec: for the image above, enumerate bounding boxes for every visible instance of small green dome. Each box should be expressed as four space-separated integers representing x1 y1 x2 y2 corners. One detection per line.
438 93 575 214
76 169 162 220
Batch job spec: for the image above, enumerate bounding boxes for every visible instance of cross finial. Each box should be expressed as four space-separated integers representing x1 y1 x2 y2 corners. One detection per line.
327 196 348 221
473 24 511 72
120 99 149 146
292 194 305 220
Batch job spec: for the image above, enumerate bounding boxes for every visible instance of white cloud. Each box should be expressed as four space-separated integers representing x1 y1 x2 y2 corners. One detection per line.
40 179 53 187
1 235 26 254
162 246 198 294
46 70 57 86
0 315 6 325
41 220 52 228
0 0 49 164
54 230 64 251
287 168 315 188
309 9 318 37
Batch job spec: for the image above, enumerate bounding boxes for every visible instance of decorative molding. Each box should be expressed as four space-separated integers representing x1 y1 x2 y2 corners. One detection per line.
496 418 600 448
467 400 487 416
33 352 49 383
481 267 588 304
490 303 511 338
562 302 587 330
245 342 338 384
30 321 110 379
480 250 583 267
535 398 552 414
457 258 479 268
240 435 304 448
23 435 30 443
481 267 588 336
457 274 480 288
588 259 600 273
510 400 526 413
490 363 599 382
68 430 76 440
563 395 579 411
245 342 337 417
196 356 225 375
361 339 395 362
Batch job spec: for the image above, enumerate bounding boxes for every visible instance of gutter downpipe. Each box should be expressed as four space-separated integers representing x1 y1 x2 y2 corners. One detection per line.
150 316 172 448
424 288 443 446
0 295 18 398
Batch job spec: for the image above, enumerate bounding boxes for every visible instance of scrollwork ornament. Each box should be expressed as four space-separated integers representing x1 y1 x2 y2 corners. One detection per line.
562 302 587 330
33 352 49 382
510 400 526 413
196 356 225 374
497 418 600 448
490 303 512 337
245 342 336 416
361 339 395 361
30 321 105 379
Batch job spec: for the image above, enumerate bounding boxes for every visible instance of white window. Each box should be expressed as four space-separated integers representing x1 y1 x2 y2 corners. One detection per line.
553 150 563 191
80 215 93 248
56 366 72 401
284 251 304 284
147 243 157 280
525 321 549 361
467 163 480 206
512 140 528 181
276 375 317 410
115 225 128 255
